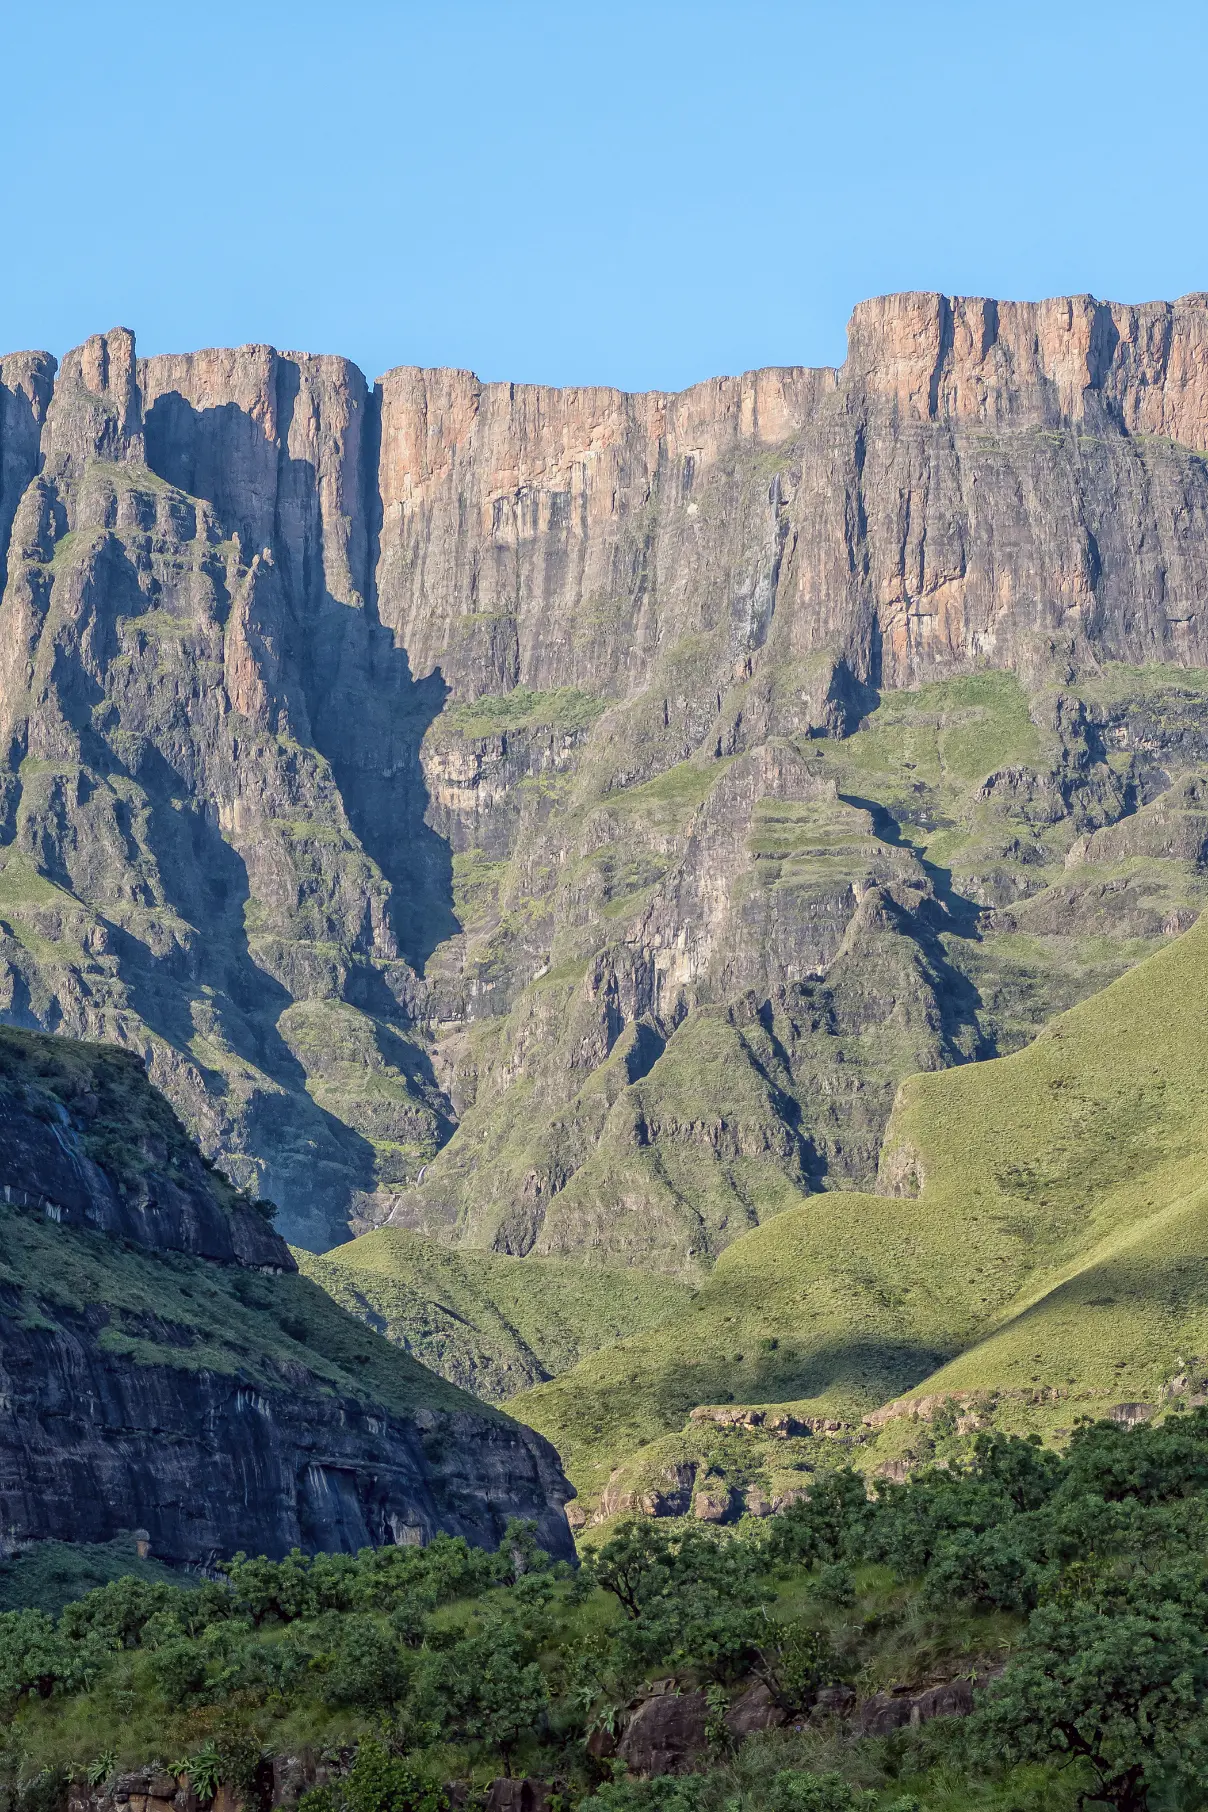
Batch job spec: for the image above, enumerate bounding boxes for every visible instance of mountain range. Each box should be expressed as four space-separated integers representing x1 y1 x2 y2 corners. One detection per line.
2 292 1207 1263
4 289 1208 1546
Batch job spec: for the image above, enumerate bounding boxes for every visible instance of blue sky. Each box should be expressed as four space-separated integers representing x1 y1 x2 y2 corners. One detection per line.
1 0 1205 392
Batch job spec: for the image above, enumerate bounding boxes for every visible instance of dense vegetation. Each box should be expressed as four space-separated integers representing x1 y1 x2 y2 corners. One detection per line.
7 1415 1208 1812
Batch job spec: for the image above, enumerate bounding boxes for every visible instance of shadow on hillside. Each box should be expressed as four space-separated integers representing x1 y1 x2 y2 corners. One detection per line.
145 372 459 973
90 733 383 1247
679 1332 960 1413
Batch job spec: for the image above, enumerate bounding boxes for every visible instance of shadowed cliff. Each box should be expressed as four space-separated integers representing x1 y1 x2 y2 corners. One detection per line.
0 1023 573 1563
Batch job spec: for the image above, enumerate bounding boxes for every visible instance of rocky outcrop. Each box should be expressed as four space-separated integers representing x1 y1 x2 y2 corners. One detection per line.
0 1025 288 1267
375 292 1208 702
4 298 1208 1260
854 1678 974 1735
0 1024 573 1563
0 1301 573 1564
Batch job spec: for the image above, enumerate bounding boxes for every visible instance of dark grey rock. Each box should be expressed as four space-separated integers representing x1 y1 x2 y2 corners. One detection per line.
911 1679 974 1724
617 1690 710 1777
855 1690 915 1736
0 1026 574 1564
484 1782 554 1812
725 1679 788 1736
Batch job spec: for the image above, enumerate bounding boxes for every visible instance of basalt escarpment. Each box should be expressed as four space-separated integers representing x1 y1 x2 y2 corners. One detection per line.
3 296 1208 1260
0 1025 573 1563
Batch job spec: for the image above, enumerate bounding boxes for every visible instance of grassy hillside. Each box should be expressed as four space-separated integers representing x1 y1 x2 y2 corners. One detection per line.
511 911 1208 1506
0 1539 181 1616
509 1190 975 1505
0 1205 479 1423
295 1229 693 1400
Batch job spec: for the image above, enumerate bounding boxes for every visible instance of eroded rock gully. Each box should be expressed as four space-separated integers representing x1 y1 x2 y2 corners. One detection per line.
3 293 1208 1262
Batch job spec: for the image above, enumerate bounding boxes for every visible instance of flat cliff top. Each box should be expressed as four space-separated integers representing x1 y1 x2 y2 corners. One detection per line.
11 284 1208 409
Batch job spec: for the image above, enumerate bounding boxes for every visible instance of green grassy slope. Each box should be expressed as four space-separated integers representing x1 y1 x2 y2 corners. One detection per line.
295 1228 693 1400
0 1538 182 1615
874 904 1208 1379
511 910 1208 1502
1 1206 480 1422
406 662 1208 1280
911 1179 1208 1417
509 1190 976 1502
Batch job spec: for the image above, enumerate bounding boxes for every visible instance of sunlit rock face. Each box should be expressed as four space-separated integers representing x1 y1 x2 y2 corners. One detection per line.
2 294 1208 1261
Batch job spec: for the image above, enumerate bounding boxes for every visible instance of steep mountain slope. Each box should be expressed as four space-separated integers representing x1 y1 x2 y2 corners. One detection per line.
0 1024 572 1562
3 297 1208 1251
296 1226 691 1399
508 910 1208 1508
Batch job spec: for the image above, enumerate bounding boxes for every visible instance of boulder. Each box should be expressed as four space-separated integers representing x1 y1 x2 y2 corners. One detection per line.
810 1685 856 1722
1109 1403 1154 1426
725 1679 787 1737
855 1690 914 1736
617 1690 710 1777
585 1725 618 1761
692 1484 738 1523
911 1679 974 1724
485 1782 553 1812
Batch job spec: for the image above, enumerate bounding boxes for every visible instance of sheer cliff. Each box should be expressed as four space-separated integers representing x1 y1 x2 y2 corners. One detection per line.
2 294 1208 1260
0 1024 573 1562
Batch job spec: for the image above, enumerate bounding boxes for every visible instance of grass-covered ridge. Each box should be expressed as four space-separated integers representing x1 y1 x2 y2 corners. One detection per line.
296 1230 693 1401
509 1191 965 1503
442 687 608 740
507 911 1208 1504
0 1206 477 1419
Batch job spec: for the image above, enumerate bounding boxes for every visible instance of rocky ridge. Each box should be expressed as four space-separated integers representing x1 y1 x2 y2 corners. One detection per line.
3 296 1208 1256
0 1024 572 1564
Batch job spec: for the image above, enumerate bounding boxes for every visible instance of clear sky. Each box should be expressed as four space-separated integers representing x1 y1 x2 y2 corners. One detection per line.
1 0 1205 393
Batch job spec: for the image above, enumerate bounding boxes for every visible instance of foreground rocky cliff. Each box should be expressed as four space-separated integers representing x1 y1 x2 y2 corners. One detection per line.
2 295 1208 1257
0 1025 573 1562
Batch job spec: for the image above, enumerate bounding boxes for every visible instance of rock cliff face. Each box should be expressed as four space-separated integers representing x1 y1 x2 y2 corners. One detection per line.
3 295 1208 1262
0 1026 573 1563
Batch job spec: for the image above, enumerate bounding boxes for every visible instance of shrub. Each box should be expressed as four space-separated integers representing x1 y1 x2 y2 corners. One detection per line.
298 1741 445 1812
326 1616 408 1712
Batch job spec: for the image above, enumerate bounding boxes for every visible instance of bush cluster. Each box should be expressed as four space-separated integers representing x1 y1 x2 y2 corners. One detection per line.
6 1416 1208 1812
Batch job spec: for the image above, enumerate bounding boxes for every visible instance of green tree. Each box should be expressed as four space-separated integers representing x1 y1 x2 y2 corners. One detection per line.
297 1742 445 1812
749 1620 845 1715
762 1470 869 1567
405 1613 550 1773
326 1614 408 1711
591 1521 765 1682
0 1609 99 1706
974 1598 1208 1812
